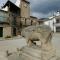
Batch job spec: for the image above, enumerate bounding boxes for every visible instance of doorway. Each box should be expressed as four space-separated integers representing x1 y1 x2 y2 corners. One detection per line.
13 28 16 36
0 27 3 37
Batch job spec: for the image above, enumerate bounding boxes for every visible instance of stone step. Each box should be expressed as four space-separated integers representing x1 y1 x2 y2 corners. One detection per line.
22 46 41 54
21 47 41 58
22 50 41 58
21 52 41 60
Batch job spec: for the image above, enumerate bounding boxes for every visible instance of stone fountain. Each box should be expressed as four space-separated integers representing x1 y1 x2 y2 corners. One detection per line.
20 25 57 60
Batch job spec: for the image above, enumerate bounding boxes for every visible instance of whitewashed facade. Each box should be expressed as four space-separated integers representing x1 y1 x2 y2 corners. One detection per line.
44 11 60 32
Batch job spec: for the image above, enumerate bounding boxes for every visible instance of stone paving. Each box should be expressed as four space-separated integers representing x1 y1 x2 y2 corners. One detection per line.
0 36 27 53
0 33 60 60
52 33 60 57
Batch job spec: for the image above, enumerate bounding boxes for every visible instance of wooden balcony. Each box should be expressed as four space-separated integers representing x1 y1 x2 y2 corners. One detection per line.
0 16 10 23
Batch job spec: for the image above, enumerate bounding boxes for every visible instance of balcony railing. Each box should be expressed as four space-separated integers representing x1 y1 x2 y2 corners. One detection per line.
0 16 9 22
54 23 60 27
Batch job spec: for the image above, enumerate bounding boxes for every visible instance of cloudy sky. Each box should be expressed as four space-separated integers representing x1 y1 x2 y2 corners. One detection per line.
0 0 60 18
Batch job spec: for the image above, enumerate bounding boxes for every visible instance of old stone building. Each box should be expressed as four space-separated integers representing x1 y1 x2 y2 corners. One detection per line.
0 0 29 37
0 0 20 37
0 10 11 37
16 0 32 36
0 0 44 37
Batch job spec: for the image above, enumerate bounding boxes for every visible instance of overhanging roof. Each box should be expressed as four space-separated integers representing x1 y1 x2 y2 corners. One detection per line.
30 16 37 19
2 0 20 11
22 0 30 4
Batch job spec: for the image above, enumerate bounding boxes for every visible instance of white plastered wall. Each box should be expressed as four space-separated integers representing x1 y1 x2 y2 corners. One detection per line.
44 18 56 32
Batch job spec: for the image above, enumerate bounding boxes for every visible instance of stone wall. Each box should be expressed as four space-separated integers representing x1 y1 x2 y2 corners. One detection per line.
20 0 30 18
3 27 12 37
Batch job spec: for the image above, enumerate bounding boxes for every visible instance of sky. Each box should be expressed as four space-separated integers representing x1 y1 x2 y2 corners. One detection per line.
0 0 60 18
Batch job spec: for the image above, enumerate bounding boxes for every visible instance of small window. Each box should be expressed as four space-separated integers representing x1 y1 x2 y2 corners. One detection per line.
56 19 60 23
56 27 60 32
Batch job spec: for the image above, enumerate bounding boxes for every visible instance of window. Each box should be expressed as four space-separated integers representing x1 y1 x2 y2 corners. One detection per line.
56 27 60 32
56 19 60 23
